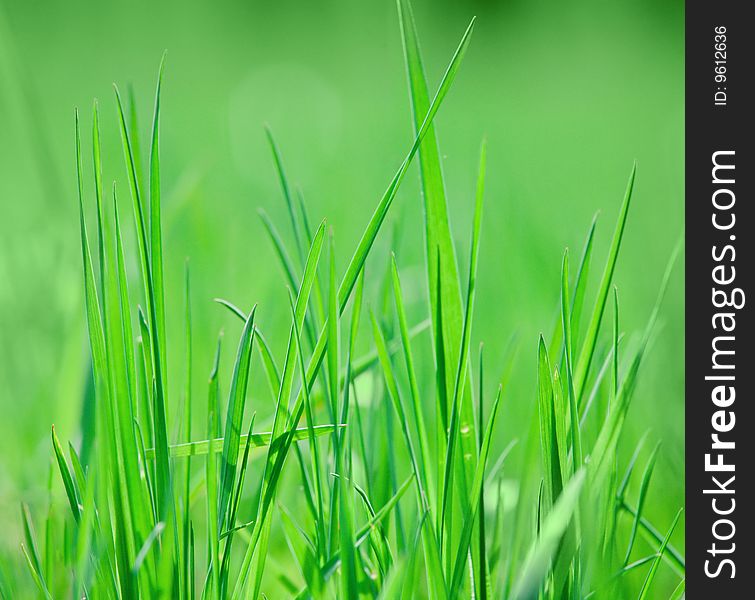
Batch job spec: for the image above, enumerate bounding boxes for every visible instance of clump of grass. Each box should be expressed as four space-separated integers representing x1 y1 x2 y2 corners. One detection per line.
7 2 684 598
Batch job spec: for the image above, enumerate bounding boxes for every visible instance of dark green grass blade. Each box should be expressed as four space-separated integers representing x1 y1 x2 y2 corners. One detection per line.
51 426 80 523
574 163 636 400
217 306 257 531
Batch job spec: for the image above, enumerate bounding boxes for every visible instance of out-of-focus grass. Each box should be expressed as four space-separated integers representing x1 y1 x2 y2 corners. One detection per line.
0 0 683 595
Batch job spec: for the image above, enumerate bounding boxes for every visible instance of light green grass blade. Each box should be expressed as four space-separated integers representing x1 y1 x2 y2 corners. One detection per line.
238 17 473 593
326 232 342 555
320 474 415 581
537 336 563 509
391 256 433 508
623 443 660 565
280 506 325 596
561 250 582 471
238 221 326 598
20 505 51 599
145 425 340 459
265 127 306 267
397 4 481 534
115 85 172 521
512 470 586 600
337 16 475 313
574 163 636 400
259 209 299 293
440 139 486 553
205 338 222 600
149 55 168 393
289 290 327 556
637 508 683 600
217 305 257 531
181 262 193 600
449 385 502 597
612 287 619 396
224 415 256 543
51 426 81 523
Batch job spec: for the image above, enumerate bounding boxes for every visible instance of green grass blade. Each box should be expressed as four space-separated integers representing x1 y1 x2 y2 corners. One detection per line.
623 443 660 565
391 255 433 508
264 127 307 267
512 470 586 600
574 163 636 400
288 290 327 556
20 505 51 599
449 385 502 597
561 250 582 471
217 305 257 531
637 508 683 600
537 336 563 509
149 55 168 391
439 139 486 551
336 15 475 312
51 426 80 523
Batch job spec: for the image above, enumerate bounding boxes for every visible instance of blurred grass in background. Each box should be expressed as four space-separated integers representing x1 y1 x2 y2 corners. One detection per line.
0 0 683 586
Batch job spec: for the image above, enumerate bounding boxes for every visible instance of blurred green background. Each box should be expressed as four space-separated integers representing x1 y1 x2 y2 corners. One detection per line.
0 0 683 583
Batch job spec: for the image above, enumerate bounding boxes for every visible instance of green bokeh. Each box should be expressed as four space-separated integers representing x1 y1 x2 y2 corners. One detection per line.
0 0 683 590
